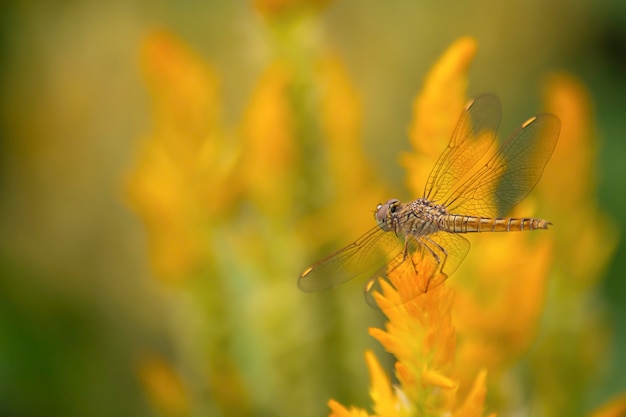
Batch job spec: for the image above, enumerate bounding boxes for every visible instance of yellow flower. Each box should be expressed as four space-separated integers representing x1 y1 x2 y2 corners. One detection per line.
313 54 388 242
400 36 556 407
127 30 240 283
130 10 382 415
328 351 399 417
241 62 296 218
452 226 553 403
128 10 623 417
371 259 459 413
328 34 623 417
332 251 492 416
524 73 619 416
129 30 252 417
329 38 496 417
540 73 618 283
137 354 190 417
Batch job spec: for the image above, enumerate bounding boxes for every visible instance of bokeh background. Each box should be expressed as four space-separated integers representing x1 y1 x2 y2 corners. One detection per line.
0 1 625 416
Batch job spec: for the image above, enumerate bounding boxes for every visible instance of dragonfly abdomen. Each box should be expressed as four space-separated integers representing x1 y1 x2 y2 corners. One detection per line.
443 215 551 233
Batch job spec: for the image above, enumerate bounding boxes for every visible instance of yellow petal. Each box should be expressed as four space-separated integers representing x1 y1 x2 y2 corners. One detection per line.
454 369 489 417
541 72 618 285
422 367 457 390
328 399 373 417
365 350 400 417
141 30 220 154
539 73 594 208
137 354 189 416
241 62 296 216
316 54 384 237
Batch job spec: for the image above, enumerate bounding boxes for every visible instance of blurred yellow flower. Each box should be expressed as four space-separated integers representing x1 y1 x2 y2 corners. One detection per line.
241 62 296 217
129 30 251 417
329 39 497 417
137 354 190 417
331 256 492 416
129 15 381 415
540 73 618 283
526 73 619 416
128 8 622 417
402 36 555 408
127 30 240 283
327 34 621 417
314 54 388 242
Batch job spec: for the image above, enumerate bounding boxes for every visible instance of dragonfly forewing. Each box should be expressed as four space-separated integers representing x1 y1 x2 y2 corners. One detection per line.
438 113 560 217
298 226 404 292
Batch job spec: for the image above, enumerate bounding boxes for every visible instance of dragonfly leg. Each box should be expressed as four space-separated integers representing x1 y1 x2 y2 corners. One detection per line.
413 238 443 293
402 239 409 260
422 236 451 292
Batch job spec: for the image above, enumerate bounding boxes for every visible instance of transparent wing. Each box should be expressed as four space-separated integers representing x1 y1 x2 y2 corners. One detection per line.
298 226 404 292
424 95 501 203
442 113 560 217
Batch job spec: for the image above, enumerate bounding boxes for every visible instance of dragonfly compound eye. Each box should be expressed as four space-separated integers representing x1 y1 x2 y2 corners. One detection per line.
375 199 400 232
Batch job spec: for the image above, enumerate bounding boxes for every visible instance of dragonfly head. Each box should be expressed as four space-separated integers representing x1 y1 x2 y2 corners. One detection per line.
375 199 401 232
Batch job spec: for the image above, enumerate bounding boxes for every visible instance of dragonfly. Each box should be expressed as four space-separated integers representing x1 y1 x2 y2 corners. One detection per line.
298 95 560 303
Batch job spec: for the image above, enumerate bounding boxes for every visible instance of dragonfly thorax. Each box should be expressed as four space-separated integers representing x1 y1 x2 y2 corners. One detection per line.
407 198 449 221
375 198 449 237
401 198 450 234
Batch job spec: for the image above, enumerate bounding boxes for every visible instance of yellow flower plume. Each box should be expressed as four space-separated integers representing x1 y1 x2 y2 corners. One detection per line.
329 38 495 417
127 30 240 283
128 12 622 416
327 37 622 417
526 73 620 416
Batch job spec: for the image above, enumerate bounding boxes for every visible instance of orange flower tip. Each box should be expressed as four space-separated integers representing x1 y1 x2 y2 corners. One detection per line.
454 369 489 417
364 349 391 389
422 368 457 390
327 399 370 417
426 36 477 85
543 72 588 101
395 362 416 387
327 399 346 413
137 354 189 415
141 30 190 77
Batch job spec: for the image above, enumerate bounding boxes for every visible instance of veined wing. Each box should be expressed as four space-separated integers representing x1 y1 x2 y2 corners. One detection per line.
441 112 560 217
423 95 501 203
298 225 404 292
